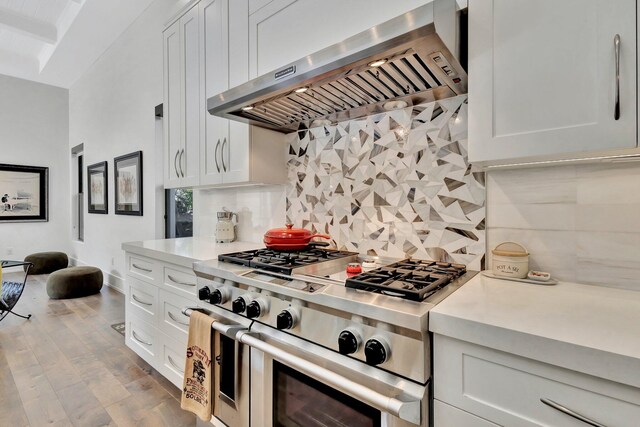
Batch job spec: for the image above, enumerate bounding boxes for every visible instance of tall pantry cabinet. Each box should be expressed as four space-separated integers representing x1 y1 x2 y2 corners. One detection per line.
163 6 201 188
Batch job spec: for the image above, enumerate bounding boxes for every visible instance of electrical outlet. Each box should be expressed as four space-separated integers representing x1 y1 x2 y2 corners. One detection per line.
7 247 13 255
111 257 115 266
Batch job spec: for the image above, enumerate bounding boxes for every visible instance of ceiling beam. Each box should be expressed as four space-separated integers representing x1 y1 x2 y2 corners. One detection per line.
0 6 57 44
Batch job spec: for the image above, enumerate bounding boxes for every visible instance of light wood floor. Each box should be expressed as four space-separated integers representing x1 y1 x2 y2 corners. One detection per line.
0 272 196 427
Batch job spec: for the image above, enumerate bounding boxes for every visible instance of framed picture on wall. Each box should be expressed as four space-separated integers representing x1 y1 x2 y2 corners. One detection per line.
0 163 48 222
87 161 108 214
114 151 143 216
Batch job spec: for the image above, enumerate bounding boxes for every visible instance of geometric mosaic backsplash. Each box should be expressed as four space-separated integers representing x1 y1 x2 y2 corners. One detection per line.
286 95 485 270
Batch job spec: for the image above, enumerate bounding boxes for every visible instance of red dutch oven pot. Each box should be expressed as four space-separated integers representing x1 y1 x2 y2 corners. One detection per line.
264 224 331 251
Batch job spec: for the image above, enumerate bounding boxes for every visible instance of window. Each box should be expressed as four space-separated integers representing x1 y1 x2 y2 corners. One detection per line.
165 188 193 238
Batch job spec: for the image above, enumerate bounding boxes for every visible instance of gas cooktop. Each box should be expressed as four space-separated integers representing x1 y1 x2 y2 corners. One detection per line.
218 248 358 275
345 259 467 301
218 248 470 302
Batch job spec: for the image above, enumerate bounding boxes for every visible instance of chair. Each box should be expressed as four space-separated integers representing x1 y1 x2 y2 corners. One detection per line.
0 260 32 322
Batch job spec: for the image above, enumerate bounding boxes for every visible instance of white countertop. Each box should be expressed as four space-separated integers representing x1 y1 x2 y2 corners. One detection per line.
430 273 640 389
122 237 262 268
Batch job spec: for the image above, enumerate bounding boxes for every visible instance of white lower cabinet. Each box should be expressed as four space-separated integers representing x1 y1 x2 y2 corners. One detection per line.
126 314 158 367
158 289 192 342
125 251 198 390
433 334 640 427
159 331 188 388
434 400 498 427
127 277 158 324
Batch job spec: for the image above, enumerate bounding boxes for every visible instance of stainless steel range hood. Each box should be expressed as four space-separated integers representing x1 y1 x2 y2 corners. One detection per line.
207 0 467 133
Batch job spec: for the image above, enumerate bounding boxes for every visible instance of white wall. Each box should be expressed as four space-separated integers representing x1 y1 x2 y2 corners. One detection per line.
487 163 640 290
0 74 69 262
69 0 188 291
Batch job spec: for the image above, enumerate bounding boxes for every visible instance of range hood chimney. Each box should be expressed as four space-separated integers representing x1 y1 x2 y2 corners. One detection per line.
207 0 467 133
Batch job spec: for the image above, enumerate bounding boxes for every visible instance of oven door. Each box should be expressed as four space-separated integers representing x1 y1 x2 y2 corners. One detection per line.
247 323 428 427
185 307 252 427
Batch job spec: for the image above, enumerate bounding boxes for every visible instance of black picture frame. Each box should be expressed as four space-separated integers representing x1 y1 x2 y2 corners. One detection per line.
114 151 143 216
87 161 108 214
0 163 48 222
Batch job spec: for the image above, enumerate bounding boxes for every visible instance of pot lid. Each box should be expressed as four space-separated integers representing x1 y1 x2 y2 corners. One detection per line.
265 224 314 239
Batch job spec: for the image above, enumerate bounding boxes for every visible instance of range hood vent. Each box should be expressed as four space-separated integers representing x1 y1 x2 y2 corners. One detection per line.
208 1 467 133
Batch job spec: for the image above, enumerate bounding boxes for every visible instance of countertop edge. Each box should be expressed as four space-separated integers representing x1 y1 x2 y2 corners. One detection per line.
122 242 200 268
429 309 640 390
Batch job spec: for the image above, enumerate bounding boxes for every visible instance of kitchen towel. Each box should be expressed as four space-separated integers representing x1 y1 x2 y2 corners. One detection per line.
181 310 215 421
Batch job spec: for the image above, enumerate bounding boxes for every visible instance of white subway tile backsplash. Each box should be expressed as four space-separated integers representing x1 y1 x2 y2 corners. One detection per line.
488 203 576 231
487 162 640 291
576 165 640 205
575 258 640 290
194 185 286 243
487 165 577 205
576 231 640 262
576 204 640 233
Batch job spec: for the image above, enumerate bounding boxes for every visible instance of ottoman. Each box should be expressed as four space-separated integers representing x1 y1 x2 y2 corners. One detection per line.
46 267 103 299
24 252 68 274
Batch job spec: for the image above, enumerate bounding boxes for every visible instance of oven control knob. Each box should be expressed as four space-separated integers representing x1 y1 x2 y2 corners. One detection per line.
246 298 269 319
276 308 299 330
209 287 230 305
338 330 361 355
232 296 248 314
198 286 211 301
364 338 390 366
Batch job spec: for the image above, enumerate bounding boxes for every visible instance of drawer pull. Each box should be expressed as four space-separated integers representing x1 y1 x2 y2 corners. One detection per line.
168 355 184 373
132 263 153 273
132 331 152 346
540 398 606 427
614 34 620 120
132 294 152 306
168 311 190 326
167 274 196 287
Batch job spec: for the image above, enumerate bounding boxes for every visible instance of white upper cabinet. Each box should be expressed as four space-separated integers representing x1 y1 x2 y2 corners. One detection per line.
200 0 286 187
163 6 201 188
248 0 436 77
164 0 286 189
200 0 228 186
468 0 637 166
163 21 182 188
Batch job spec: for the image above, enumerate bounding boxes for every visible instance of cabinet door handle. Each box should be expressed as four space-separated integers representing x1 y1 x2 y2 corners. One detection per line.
214 139 221 173
540 398 606 427
614 34 620 120
167 274 196 287
132 331 152 346
174 150 180 178
179 149 185 177
132 294 152 306
221 137 227 172
132 263 152 273
168 355 184 373
168 311 190 326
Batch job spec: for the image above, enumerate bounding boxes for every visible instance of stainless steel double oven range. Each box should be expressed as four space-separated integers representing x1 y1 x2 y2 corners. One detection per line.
185 248 475 427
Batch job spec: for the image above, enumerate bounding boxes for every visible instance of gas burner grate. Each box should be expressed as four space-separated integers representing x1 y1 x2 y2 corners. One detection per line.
218 248 357 275
345 259 466 301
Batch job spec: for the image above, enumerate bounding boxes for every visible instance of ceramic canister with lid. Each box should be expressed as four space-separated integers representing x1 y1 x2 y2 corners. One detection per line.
491 242 529 279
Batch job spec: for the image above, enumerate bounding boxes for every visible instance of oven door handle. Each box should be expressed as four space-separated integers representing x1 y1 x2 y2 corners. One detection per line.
182 307 248 339
236 330 421 425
